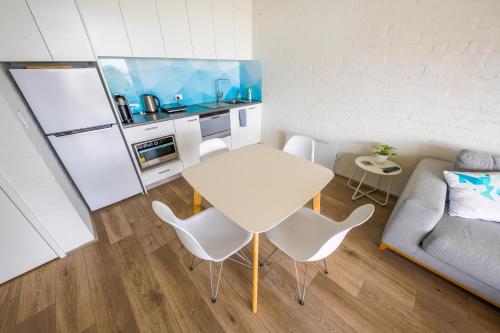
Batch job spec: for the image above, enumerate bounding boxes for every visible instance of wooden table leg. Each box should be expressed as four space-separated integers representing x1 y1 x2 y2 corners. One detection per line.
252 233 259 313
193 190 201 214
313 192 321 213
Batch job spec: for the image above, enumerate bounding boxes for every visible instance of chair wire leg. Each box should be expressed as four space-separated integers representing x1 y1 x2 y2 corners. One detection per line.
209 261 224 303
189 255 203 271
238 249 251 264
293 260 309 305
259 247 279 267
323 258 329 274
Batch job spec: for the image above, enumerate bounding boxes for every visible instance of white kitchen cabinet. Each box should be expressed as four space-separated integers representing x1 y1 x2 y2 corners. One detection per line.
157 0 193 58
27 0 94 61
186 0 216 59
230 104 261 149
230 107 248 149
119 0 166 57
76 0 133 56
174 116 202 167
246 104 262 144
123 120 175 144
212 0 235 59
0 186 57 284
234 0 252 60
0 0 51 61
142 160 183 187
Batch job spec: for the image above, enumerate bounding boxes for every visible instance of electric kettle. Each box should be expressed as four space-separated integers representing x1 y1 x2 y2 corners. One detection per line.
143 94 160 113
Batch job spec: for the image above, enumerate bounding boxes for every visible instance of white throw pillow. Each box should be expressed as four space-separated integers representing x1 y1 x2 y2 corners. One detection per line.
443 171 500 222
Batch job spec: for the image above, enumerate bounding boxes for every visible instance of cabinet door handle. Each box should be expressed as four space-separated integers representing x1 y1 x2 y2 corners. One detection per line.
145 126 159 131
248 107 255 110
158 169 170 174
188 119 198 122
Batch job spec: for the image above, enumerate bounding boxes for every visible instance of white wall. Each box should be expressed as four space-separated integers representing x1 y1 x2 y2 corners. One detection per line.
254 0 500 194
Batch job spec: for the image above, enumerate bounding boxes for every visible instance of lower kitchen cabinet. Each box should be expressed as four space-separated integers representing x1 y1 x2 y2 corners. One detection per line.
230 104 262 149
174 116 202 168
246 104 262 145
141 160 183 187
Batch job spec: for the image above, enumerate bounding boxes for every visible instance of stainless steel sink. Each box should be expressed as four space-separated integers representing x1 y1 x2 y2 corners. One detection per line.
223 100 247 105
197 100 248 109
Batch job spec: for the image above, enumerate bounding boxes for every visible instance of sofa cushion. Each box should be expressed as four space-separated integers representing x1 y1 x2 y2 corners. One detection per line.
422 210 500 290
443 171 500 222
453 149 500 171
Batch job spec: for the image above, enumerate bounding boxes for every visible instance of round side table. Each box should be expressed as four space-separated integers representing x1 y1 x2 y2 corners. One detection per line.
347 156 402 206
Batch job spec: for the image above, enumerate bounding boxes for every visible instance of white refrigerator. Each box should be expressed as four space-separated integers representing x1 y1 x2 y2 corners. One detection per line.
10 67 142 211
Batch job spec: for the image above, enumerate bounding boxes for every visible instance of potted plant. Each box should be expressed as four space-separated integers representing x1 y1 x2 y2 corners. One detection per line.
372 144 397 163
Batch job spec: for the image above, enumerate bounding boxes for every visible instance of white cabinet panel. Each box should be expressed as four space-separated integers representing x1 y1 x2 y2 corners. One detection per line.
221 135 232 150
77 0 133 56
157 0 193 58
174 116 202 168
123 120 175 143
230 107 247 149
186 0 216 59
213 0 235 59
119 0 166 57
246 104 261 144
234 0 252 60
0 187 57 284
0 0 51 61
230 104 261 149
141 160 183 187
27 0 94 61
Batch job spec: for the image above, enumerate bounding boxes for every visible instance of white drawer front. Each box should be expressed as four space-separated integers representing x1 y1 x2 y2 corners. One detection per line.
124 121 175 143
141 161 183 186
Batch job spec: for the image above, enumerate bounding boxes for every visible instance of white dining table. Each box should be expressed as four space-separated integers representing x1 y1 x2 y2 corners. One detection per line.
182 144 334 313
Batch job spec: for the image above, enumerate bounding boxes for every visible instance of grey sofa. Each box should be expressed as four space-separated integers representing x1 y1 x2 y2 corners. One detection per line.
381 150 500 306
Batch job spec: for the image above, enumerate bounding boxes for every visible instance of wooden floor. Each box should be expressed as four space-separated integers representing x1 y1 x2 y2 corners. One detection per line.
1 176 499 332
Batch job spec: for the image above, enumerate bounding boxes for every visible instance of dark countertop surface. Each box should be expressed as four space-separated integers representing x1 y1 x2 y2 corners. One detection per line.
122 100 262 128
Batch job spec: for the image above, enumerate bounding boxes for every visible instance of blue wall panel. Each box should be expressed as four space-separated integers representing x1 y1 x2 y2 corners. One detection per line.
100 57 262 113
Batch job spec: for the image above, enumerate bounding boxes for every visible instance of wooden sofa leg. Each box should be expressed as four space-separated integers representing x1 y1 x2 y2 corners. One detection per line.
379 243 389 250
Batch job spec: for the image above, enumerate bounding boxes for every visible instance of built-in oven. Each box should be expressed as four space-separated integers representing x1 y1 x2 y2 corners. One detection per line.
132 134 178 171
199 109 231 140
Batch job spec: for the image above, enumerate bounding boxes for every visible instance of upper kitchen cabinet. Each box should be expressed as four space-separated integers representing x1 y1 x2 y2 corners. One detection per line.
234 0 252 60
119 0 166 57
0 0 51 61
213 0 235 59
157 0 193 58
76 0 133 57
186 0 216 59
26 0 95 61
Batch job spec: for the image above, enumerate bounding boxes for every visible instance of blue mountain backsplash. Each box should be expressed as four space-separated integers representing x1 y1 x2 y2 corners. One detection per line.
100 57 262 114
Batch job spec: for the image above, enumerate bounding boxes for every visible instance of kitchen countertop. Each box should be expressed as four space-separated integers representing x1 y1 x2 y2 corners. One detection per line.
122 100 262 128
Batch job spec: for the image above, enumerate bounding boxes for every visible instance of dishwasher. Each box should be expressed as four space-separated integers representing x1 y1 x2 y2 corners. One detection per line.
199 109 231 141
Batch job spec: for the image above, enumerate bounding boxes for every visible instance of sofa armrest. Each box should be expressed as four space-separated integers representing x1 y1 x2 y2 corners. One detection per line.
381 158 451 255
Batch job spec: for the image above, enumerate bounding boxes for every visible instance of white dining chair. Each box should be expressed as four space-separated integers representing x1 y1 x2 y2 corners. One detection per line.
283 135 315 162
152 201 253 303
199 138 229 161
263 204 374 305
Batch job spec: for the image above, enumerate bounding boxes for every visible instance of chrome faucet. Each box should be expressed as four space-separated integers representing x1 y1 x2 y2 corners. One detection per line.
216 78 230 106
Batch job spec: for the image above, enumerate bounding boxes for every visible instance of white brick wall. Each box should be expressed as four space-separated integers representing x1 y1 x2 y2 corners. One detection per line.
254 0 500 194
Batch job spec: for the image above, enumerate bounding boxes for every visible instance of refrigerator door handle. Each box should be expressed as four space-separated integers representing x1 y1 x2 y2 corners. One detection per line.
52 124 113 137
